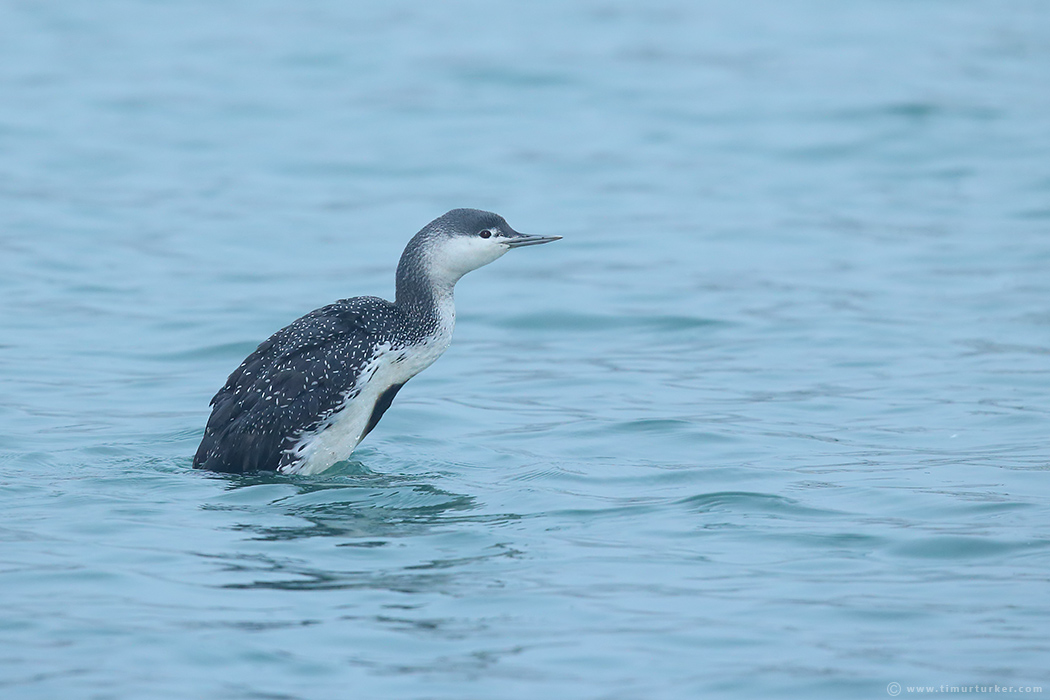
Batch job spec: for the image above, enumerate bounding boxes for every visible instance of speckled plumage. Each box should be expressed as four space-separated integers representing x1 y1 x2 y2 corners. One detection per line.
193 209 560 475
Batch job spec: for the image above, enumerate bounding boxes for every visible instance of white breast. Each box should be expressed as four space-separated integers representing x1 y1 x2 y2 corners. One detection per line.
280 313 454 475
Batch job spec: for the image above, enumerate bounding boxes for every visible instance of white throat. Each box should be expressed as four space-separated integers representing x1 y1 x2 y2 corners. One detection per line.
425 236 509 287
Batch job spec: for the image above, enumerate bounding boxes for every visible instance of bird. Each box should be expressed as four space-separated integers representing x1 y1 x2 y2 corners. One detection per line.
192 208 561 475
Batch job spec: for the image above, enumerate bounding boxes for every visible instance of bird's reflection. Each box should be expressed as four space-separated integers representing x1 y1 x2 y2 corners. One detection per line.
195 459 521 592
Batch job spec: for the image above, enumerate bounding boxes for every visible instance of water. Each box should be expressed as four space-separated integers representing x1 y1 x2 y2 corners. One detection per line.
2 1 1049 698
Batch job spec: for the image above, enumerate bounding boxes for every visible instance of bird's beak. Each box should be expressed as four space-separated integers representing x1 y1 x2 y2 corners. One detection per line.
503 233 563 248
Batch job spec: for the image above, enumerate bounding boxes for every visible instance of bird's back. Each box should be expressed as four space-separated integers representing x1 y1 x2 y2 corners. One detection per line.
192 296 404 474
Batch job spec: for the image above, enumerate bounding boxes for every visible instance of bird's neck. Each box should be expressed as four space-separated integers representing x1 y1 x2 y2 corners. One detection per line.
395 244 457 344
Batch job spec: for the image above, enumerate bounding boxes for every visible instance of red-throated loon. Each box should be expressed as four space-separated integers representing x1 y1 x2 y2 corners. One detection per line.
193 209 561 475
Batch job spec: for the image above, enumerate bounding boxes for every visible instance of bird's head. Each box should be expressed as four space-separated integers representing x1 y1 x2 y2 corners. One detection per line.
417 208 561 285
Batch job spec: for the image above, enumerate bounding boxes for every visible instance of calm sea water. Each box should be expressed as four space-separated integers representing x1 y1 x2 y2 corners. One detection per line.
2 1 1049 698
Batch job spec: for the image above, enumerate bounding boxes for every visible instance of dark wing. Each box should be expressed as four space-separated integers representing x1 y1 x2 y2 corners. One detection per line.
193 298 393 473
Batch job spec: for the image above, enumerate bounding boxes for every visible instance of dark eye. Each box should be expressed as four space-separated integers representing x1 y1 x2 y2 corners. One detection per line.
479 229 492 239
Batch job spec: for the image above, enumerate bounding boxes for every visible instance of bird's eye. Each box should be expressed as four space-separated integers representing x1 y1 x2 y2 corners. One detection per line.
479 230 492 239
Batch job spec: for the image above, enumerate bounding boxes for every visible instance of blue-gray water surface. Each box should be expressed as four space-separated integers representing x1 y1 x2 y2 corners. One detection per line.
2 1 1049 698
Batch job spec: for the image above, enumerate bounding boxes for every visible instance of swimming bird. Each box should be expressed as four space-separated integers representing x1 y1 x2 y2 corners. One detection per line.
193 209 560 475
